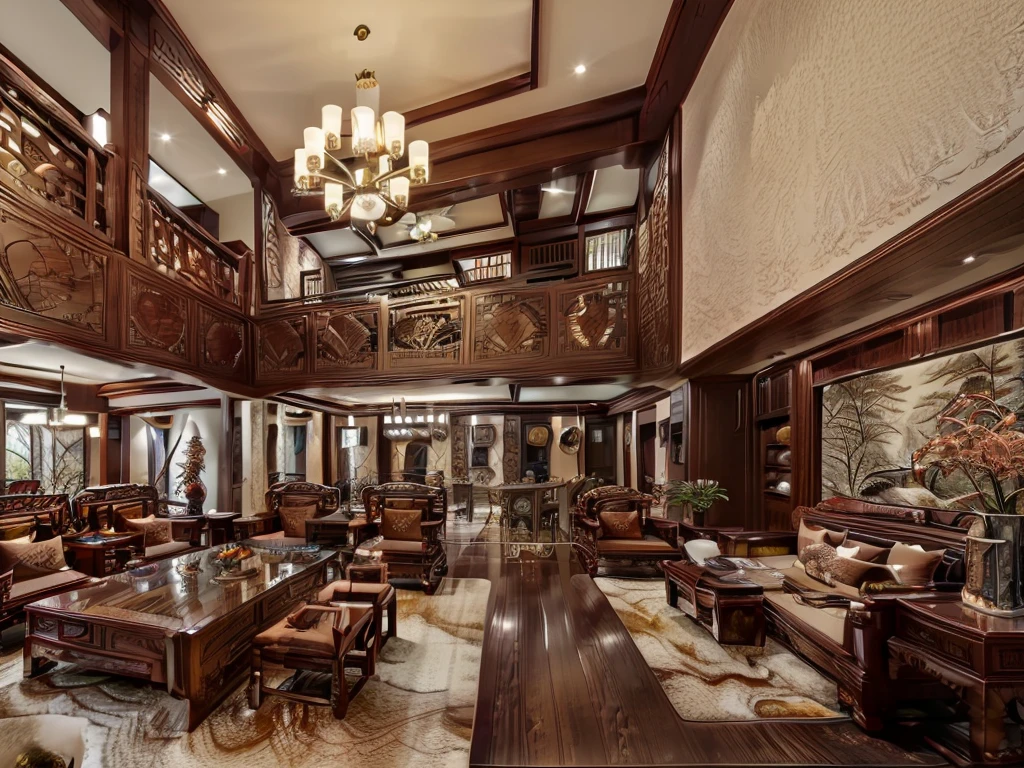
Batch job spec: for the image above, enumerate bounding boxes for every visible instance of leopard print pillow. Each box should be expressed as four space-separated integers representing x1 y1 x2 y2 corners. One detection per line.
799 543 897 589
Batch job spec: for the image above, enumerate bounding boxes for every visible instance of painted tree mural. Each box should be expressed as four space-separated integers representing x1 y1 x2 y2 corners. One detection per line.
821 372 909 497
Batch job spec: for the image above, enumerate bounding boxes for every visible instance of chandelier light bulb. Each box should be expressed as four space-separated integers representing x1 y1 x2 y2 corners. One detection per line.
324 182 345 221
351 106 376 155
408 140 429 184
304 126 325 172
390 176 409 208
321 104 343 150
382 111 405 158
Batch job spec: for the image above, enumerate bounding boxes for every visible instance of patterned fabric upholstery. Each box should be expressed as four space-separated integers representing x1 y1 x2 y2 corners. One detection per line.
123 515 172 546
381 509 422 541
279 504 319 537
0 536 66 573
598 510 644 539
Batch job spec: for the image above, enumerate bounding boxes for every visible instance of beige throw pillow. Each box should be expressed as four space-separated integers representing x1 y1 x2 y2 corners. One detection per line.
0 536 66 574
887 542 944 585
797 520 846 555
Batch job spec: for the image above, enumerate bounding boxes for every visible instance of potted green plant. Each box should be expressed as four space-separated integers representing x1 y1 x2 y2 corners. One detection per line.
665 479 729 526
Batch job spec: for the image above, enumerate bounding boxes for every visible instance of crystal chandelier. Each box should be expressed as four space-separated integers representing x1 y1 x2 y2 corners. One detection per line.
292 70 429 232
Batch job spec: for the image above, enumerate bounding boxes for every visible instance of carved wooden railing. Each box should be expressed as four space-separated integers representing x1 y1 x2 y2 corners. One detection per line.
0 55 111 239
146 187 249 308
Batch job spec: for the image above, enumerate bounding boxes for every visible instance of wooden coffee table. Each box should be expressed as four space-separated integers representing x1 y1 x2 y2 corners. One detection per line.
64 532 145 576
663 559 766 646
24 547 334 730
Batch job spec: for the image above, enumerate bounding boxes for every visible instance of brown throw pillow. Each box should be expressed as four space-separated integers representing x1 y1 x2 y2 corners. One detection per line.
887 542 944 585
842 538 892 563
598 510 643 539
799 543 895 589
381 508 423 541
0 536 66 574
123 515 172 546
797 520 846 555
278 504 319 537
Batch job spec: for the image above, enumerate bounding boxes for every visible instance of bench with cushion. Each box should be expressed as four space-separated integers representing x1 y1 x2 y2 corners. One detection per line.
721 497 970 731
235 481 340 541
0 493 73 541
573 486 681 577
0 531 92 635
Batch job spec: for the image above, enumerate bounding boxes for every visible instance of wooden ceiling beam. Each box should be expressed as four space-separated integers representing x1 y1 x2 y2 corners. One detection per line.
639 0 733 143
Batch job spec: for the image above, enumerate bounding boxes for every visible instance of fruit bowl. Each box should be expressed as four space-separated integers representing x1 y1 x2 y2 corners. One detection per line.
210 544 254 574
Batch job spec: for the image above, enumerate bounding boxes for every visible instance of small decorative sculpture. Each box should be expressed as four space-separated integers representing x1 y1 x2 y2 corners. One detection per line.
175 435 207 515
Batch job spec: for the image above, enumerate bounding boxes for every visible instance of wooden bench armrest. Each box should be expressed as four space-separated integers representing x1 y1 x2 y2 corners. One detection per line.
717 530 797 557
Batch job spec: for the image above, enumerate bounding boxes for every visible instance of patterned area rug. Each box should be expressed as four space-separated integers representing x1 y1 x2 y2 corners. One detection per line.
0 577 490 768
594 577 843 722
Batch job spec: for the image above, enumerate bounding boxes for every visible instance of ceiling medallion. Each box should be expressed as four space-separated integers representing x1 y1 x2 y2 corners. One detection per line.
292 70 430 237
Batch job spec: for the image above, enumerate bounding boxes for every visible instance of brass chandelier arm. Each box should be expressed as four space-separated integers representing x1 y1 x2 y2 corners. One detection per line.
323 151 359 185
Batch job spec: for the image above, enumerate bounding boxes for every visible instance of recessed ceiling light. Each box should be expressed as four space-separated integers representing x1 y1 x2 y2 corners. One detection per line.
962 255 976 264
159 133 171 142
574 64 586 75
342 255 368 264
540 186 572 195
217 168 227 175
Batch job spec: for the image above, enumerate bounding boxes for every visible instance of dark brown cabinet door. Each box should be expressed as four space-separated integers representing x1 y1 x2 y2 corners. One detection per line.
688 377 753 529
584 418 616 485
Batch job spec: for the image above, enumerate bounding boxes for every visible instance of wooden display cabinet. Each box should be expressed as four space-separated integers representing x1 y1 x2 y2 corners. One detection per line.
755 366 794 531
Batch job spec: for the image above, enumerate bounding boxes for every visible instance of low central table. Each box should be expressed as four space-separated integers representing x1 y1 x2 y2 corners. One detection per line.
663 559 766 646
24 548 334 730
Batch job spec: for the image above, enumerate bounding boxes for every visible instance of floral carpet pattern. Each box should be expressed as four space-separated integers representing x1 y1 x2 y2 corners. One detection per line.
0 577 490 768
595 577 842 722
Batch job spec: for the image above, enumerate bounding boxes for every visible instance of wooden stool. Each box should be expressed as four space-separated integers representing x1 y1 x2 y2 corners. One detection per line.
317 579 397 649
248 603 375 719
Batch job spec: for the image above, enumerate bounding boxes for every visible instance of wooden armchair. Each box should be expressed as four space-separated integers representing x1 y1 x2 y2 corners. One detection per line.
573 486 681 577
0 493 72 541
358 482 447 593
6 480 40 494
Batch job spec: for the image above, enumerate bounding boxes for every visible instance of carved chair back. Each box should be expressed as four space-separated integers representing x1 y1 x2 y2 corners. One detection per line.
361 482 444 524
797 497 972 583
264 481 339 537
73 484 159 531
566 475 603 507
6 480 40 494
0 493 71 540
575 486 655 522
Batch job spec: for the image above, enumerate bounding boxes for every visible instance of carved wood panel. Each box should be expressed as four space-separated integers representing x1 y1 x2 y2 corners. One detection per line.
638 137 672 371
261 192 283 295
127 275 187 359
557 280 629 354
503 415 521 484
258 316 307 376
473 291 547 361
387 297 463 368
451 422 468 479
0 205 105 334
314 306 378 370
199 306 245 375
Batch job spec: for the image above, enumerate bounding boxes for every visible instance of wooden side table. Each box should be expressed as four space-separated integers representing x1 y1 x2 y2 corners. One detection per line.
663 559 766 646
65 532 145 576
890 597 1024 765
233 514 277 540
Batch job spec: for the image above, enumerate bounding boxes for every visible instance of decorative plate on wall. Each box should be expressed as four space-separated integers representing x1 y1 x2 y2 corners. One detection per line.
558 426 582 454
527 425 551 447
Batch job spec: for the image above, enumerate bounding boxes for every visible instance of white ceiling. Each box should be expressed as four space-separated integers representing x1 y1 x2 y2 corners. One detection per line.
149 74 252 204
297 381 629 406
0 342 155 385
538 175 577 219
160 0 673 159
0 0 110 114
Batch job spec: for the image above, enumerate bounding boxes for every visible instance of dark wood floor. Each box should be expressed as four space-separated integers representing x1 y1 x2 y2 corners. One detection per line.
445 538 946 768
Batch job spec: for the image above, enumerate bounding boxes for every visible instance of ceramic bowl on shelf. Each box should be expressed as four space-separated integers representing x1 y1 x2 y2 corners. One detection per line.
777 450 791 466
775 480 791 495
775 425 791 445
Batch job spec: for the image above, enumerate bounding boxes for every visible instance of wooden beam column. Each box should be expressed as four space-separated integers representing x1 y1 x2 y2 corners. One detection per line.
218 395 233 513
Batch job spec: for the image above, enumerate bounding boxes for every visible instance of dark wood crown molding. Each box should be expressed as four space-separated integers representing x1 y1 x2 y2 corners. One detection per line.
606 385 669 416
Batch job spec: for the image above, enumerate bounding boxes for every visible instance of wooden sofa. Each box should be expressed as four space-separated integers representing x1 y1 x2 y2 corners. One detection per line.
234 481 339 541
721 497 970 731
573 486 681 577
0 493 73 541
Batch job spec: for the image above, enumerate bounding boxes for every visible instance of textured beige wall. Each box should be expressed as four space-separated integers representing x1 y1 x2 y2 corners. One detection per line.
681 0 1024 360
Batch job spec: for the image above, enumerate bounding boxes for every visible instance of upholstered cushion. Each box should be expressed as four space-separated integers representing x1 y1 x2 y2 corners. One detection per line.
887 542 944 584
797 520 846 554
764 593 848 645
684 538 721 565
799 543 895 589
1 525 33 541
596 535 677 554
9 568 88 601
279 503 319 538
123 515 172 546
381 509 422 541
144 541 192 559
782 565 861 599
317 580 395 605
843 538 891 563
0 536 66 574
754 554 798 570
254 606 348 658
371 539 425 554
598 510 643 539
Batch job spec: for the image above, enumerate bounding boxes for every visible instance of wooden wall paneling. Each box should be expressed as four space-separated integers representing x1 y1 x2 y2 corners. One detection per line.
790 359 817 512
555 277 631 358
197 304 247 379
125 268 190 364
471 290 548 364
935 293 1009 351
256 314 308 380
313 304 379 372
217 394 231 514
622 412 633 487
385 296 464 371
503 415 521 484
637 136 674 374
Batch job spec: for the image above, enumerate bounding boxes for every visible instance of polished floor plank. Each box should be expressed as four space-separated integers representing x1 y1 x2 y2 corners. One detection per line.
447 540 945 768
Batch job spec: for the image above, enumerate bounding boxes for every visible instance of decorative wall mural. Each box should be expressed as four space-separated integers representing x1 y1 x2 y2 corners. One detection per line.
682 0 1024 361
638 137 672 370
128 279 187 357
262 192 325 303
503 415 521 484
200 309 245 372
0 208 104 332
388 298 462 367
473 292 546 360
315 308 377 370
821 337 1024 509
259 317 306 375
558 281 628 353
0 64 108 234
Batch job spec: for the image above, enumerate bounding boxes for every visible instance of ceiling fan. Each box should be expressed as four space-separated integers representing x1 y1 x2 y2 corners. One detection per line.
396 207 456 243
